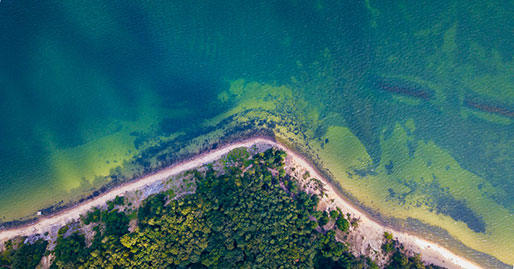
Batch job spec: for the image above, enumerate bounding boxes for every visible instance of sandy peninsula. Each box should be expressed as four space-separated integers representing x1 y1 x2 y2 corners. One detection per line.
0 137 481 269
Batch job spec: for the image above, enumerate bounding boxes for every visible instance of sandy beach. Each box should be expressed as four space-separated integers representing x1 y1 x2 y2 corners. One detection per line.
0 137 481 269
278 141 482 269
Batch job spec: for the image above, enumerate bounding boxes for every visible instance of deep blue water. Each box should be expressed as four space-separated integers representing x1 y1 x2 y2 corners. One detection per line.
0 0 512 264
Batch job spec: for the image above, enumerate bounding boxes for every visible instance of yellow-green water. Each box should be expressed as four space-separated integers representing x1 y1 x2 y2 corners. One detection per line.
0 0 512 266
217 78 514 265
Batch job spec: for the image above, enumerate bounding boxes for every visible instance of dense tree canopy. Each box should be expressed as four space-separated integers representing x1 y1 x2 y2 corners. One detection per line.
0 238 47 269
1 148 444 269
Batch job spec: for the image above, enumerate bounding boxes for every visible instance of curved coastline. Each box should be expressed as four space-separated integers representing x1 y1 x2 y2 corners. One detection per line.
0 137 491 269
277 137 510 269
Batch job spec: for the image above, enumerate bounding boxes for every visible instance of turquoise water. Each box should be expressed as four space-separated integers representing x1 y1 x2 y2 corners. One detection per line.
0 0 512 265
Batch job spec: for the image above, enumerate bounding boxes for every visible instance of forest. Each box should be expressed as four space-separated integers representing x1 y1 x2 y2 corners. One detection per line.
1 148 443 268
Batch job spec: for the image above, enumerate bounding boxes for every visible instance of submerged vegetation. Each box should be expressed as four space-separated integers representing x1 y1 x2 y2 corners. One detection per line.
0 0 512 266
0 148 443 268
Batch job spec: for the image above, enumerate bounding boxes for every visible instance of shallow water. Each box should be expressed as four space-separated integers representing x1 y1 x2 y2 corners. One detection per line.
0 0 512 265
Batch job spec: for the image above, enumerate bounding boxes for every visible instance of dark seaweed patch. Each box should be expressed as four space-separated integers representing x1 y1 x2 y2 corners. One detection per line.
406 140 417 158
159 117 195 135
370 76 435 100
385 160 394 175
464 95 514 119
434 194 486 233
352 165 378 178
388 177 486 233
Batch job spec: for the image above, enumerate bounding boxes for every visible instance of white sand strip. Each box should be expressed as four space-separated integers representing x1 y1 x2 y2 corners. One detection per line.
0 138 481 269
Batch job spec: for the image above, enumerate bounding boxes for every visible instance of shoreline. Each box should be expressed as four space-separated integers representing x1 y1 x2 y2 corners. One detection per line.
277 141 482 269
0 137 483 268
